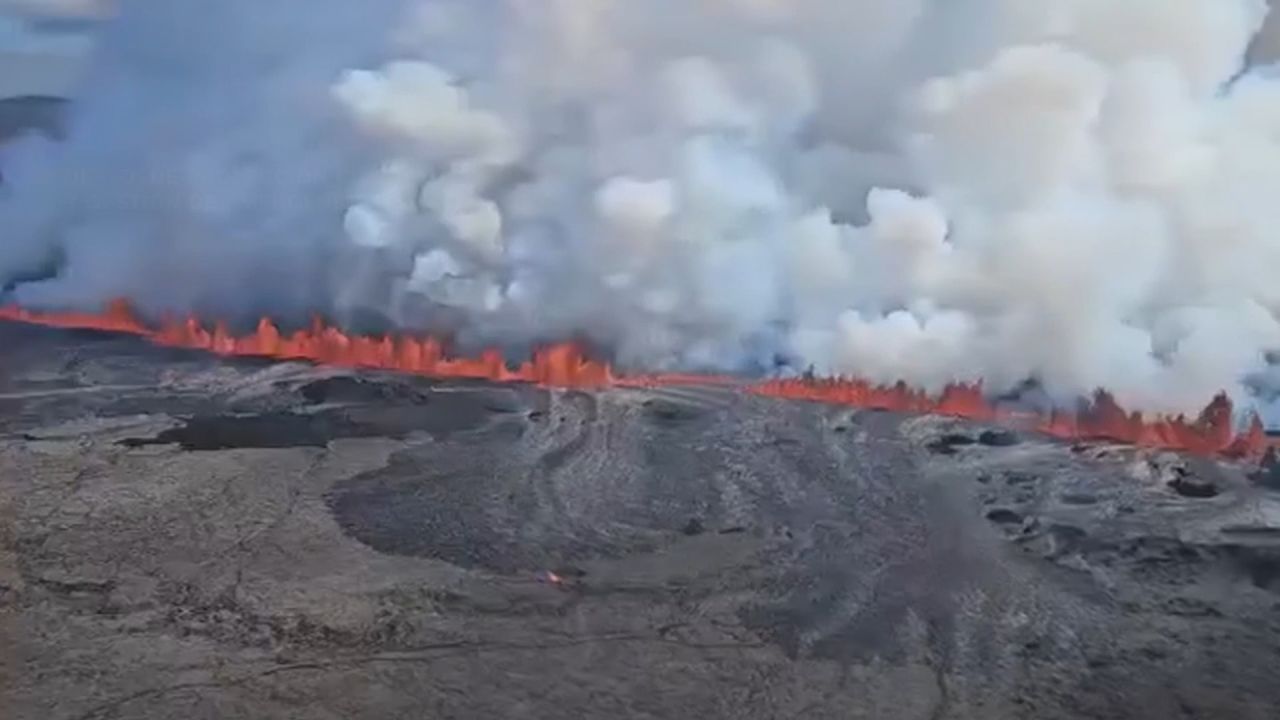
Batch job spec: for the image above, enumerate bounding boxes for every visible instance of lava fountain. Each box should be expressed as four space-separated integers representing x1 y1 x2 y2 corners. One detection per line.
0 300 1266 461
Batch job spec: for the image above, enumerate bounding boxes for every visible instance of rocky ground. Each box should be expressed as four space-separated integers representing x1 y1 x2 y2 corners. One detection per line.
1 322 1280 719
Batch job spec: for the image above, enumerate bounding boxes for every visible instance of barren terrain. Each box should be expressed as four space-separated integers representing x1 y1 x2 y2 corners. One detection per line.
1 323 1279 719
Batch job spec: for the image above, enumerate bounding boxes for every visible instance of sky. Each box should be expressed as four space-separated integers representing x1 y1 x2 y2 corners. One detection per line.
0 0 110 19
0 0 105 97
5 1 1280 98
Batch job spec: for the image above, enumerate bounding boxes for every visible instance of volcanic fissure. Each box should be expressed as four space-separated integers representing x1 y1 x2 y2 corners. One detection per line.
0 299 1266 460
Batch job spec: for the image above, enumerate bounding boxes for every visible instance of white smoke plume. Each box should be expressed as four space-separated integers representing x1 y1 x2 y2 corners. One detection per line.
3 0 1280 415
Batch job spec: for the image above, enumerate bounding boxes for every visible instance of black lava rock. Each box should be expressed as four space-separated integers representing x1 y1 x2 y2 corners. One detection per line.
986 508 1024 525
978 430 1021 447
1169 475 1219 499
928 433 977 455
1252 448 1280 491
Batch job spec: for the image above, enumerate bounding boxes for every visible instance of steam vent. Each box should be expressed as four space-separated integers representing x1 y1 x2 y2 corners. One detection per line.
8 2 1280 719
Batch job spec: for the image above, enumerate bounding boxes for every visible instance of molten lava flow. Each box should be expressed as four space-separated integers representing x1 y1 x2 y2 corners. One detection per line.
753 378 1268 459
0 299 1268 460
0 298 150 336
0 300 615 388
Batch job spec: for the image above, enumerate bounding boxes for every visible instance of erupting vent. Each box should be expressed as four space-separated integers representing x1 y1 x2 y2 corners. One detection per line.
753 378 1265 460
0 300 1266 461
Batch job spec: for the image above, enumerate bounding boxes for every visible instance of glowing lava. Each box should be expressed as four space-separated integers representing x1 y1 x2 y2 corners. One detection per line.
752 378 1266 460
0 299 1267 460
0 300 612 387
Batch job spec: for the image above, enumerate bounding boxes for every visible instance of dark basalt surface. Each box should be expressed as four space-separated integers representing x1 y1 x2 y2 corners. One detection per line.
3 321 1280 719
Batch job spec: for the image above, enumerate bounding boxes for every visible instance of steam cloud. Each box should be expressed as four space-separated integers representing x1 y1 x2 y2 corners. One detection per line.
3 0 1280 416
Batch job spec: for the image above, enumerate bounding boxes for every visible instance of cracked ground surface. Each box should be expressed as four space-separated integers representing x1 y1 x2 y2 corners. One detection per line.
2 323 1280 719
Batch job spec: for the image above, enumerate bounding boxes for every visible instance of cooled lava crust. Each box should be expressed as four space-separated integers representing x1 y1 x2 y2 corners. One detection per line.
3 322 1280 719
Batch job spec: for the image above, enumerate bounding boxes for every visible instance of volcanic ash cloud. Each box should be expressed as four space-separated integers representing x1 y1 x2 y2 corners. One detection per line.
3 0 1280 416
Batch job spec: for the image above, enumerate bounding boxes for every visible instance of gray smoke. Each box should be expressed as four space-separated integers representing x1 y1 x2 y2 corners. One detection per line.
3 0 1280 415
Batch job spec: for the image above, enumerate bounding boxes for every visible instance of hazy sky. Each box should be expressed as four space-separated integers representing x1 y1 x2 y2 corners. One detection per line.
0 0 103 97
0 0 110 19
3 1 1280 98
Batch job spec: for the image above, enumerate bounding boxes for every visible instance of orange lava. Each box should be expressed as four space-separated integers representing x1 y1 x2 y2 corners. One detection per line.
0 299 1268 460
753 378 1267 460
0 300 612 387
